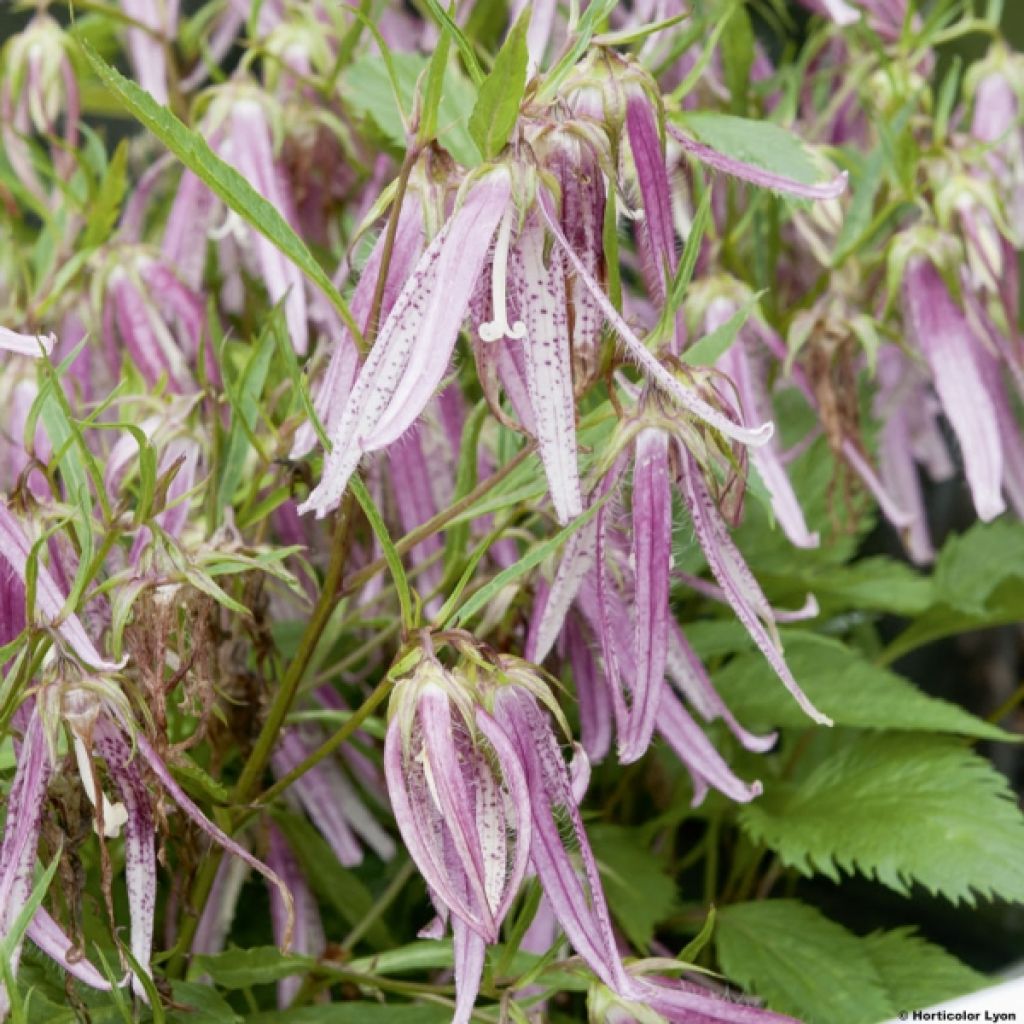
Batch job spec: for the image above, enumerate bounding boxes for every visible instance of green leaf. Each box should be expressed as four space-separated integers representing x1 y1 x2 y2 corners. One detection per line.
218 326 276 514
350 476 416 629
82 138 128 248
673 111 821 187
467 8 529 160
716 900 893 1024
932 519 1024 616
660 185 712 336
681 292 760 367
719 0 754 111
342 53 479 166
419 7 453 143
713 632 1013 741
717 901 985 1024
678 905 716 963
861 928 985 1013
422 0 485 85
189 947 316 989
589 825 678 951
80 42 362 343
166 981 243 1024
739 734 1024 903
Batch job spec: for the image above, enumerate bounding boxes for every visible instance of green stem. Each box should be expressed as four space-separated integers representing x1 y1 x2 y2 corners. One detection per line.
231 492 356 803
341 857 416 952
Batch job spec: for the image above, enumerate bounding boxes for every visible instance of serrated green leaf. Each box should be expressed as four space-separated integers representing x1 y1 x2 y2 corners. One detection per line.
80 43 362 343
674 111 821 187
716 900 893 1024
467 8 529 161
589 825 678 951
933 519 1024 616
739 734 1024 903
713 632 1013 741
861 928 985 1012
717 901 986 1024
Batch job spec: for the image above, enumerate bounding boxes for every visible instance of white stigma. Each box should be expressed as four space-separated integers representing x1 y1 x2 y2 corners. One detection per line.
478 210 526 343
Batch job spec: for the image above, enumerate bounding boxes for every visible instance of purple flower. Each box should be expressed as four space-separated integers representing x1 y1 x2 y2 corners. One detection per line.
0 327 55 359
384 652 533 1024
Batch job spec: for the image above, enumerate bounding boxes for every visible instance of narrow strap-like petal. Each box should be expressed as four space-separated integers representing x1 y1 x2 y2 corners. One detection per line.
452 913 488 1024
493 688 637 998
677 447 831 726
27 908 117 991
93 717 156 996
621 428 672 763
666 621 777 753
131 732 295 948
903 257 1006 523
267 824 324 1009
0 708 52 1018
512 217 582 524
657 690 763 804
0 327 55 358
0 502 121 671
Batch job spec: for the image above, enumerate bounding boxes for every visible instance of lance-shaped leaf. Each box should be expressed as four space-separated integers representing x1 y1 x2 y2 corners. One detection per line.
676 446 831 727
511 215 582 524
301 170 512 517
656 689 763 806
902 257 1005 523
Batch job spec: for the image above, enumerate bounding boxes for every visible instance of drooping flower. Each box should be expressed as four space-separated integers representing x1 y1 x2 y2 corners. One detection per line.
0 328 56 359
384 646 533 1024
